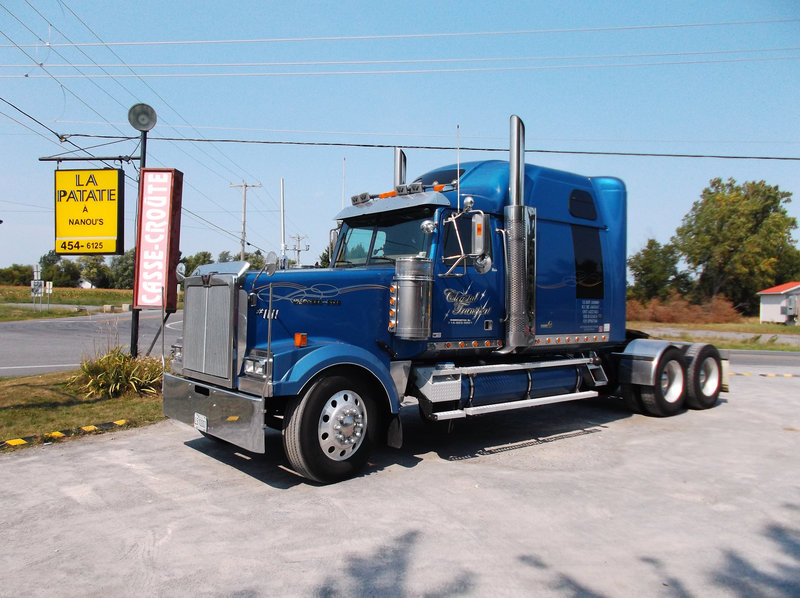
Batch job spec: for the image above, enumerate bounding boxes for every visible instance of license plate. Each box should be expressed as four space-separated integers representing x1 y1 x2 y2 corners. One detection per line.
194 412 208 432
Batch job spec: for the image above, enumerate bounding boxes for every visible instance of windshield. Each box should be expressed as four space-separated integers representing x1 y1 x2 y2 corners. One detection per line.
334 208 435 267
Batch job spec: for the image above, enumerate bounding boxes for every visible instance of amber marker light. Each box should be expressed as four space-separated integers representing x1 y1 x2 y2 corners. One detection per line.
294 333 308 347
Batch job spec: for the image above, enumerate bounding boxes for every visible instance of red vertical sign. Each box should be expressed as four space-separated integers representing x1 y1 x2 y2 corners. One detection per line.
133 168 183 310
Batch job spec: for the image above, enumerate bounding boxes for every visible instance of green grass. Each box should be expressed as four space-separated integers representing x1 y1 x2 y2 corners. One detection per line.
629 318 800 351
0 285 133 306
651 334 799 352
0 304 87 321
0 367 166 451
629 319 800 336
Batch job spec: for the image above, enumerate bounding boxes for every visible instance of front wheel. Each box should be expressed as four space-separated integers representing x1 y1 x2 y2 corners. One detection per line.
283 375 377 483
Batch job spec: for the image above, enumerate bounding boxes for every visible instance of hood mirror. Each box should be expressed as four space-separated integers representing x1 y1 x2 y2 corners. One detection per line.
176 262 186 282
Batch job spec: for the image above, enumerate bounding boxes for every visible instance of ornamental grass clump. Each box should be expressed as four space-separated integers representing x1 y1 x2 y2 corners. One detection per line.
68 346 164 399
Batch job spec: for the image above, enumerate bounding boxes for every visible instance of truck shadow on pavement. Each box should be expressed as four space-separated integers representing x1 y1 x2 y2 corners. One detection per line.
183 395 633 487
387 395 631 466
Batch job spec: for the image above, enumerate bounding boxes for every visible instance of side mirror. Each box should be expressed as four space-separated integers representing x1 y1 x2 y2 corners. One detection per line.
474 254 492 275
176 262 186 282
264 251 279 276
471 213 492 275
329 227 339 249
420 220 437 234
471 213 488 256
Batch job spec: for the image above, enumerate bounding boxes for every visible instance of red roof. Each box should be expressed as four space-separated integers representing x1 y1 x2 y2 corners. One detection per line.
758 281 800 295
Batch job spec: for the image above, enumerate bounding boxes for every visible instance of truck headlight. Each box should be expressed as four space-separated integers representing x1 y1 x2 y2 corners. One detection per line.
243 357 268 377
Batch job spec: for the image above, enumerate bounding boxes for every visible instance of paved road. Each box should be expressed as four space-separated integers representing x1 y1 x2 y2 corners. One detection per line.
0 310 182 376
1 372 798 596
1 312 798 378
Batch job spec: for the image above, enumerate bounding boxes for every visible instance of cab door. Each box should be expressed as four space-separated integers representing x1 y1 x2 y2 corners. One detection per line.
430 209 504 346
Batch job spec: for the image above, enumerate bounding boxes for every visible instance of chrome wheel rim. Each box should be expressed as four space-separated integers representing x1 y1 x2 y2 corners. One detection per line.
698 357 720 397
661 360 684 404
318 390 367 461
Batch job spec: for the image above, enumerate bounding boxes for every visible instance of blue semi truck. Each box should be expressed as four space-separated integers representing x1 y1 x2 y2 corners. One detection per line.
163 115 727 483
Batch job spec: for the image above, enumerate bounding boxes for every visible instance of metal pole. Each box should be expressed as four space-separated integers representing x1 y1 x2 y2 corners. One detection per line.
130 129 147 358
240 181 246 260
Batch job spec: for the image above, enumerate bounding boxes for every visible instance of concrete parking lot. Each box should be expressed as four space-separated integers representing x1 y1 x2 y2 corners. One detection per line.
1 373 798 597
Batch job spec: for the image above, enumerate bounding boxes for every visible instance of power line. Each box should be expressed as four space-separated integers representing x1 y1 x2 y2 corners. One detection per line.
5 54 799 78
49 120 800 145
0 6 128 136
4 46 799 70
63 133 800 161
53 0 283 223
2 18 796 47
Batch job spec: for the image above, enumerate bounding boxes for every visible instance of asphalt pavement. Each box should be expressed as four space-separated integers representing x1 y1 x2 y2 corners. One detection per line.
1 371 798 597
0 310 182 377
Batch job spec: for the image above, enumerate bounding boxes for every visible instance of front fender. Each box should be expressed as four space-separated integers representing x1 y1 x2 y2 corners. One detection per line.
273 342 401 413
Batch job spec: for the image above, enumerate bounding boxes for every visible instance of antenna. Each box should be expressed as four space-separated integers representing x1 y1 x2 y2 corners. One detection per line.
280 178 287 269
456 124 461 210
341 157 346 209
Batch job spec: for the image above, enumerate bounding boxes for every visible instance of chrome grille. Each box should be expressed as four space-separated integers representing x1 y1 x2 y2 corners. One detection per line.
183 274 236 386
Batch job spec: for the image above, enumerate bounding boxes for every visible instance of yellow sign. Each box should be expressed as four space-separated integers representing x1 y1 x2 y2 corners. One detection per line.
54 169 124 255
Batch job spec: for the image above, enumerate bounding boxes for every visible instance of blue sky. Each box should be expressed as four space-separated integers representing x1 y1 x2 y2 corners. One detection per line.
1 0 799 271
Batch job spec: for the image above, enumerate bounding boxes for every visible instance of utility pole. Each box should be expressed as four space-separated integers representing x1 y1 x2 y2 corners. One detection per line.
230 180 262 260
290 233 310 267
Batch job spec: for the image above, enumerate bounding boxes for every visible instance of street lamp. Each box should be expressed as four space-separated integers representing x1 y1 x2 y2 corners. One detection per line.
128 103 157 358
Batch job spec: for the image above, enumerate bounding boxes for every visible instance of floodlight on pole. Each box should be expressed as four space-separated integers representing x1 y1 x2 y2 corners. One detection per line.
128 103 157 358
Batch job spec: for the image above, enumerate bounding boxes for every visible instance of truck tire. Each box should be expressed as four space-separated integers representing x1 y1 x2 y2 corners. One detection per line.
685 343 722 410
621 384 644 414
283 375 376 483
640 347 686 417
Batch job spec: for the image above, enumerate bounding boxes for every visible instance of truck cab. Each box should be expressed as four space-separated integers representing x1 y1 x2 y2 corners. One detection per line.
163 116 727 483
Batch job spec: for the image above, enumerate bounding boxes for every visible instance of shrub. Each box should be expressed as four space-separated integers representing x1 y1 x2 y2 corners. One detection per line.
68 347 165 399
627 293 741 324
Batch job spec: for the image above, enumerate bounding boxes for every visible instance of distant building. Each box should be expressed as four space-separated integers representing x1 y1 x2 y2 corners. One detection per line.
757 282 800 324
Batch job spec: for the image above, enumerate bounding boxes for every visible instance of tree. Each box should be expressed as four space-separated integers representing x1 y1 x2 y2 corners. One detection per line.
181 251 213 276
627 239 681 301
77 256 112 288
673 178 798 313
109 249 136 289
39 250 60 270
0 264 34 285
318 247 331 268
217 250 234 263
243 250 264 270
44 259 81 287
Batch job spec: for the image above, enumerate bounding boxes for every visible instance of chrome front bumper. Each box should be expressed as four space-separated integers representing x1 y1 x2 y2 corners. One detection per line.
163 372 266 453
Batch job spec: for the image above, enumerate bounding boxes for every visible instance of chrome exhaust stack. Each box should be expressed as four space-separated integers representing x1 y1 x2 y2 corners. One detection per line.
504 115 535 350
394 148 407 188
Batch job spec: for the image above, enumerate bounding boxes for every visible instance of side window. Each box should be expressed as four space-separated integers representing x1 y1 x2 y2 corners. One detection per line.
339 227 372 265
571 225 604 299
569 189 597 220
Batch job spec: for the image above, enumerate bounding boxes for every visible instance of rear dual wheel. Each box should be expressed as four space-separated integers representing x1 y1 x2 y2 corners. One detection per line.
685 343 722 410
638 347 687 417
